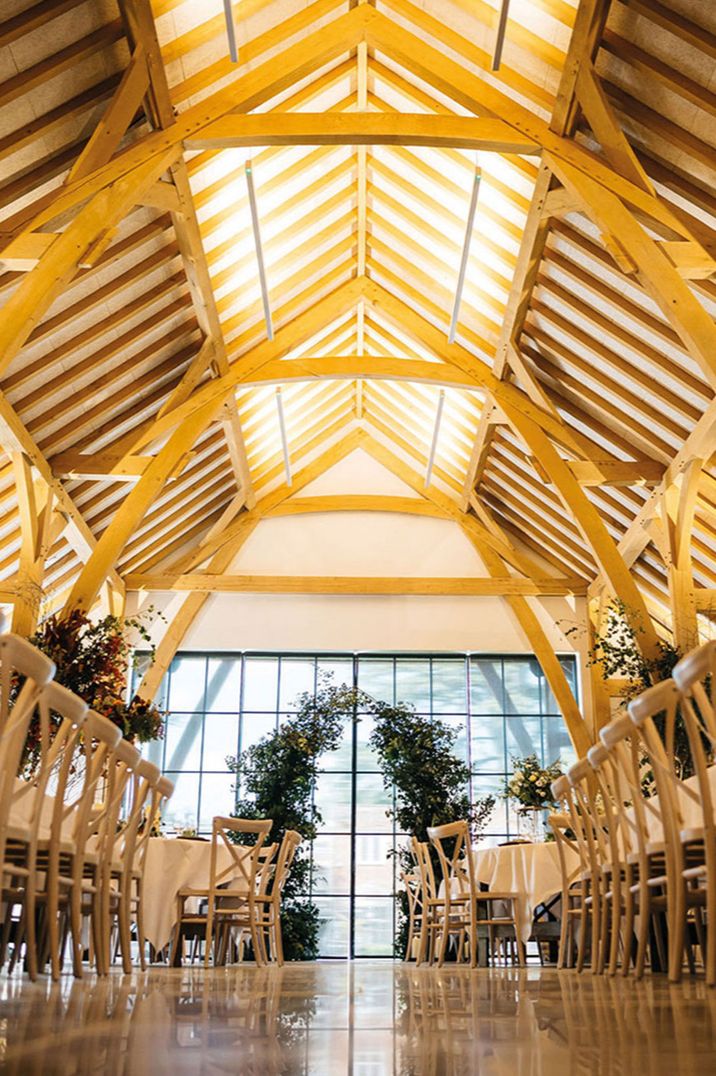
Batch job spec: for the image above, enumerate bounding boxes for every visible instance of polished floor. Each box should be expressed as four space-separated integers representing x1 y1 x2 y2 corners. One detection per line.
1 961 716 1074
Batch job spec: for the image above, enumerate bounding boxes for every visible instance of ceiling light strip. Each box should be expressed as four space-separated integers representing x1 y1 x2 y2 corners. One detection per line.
276 388 292 487
447 166 481 345
223 0 239 63
245 160 274 340
425 390 446 488
492 0 511 71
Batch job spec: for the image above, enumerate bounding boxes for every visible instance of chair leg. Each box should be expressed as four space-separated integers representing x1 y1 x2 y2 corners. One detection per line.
634 889 651 980
621 874 635 978
667 876 686 983
436 901 450 967
135 882 147 972
118 882 133 974
705 859 716 988
203 895 215 968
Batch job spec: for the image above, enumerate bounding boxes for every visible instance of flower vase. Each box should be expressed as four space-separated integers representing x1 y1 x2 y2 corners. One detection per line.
517 806 546 842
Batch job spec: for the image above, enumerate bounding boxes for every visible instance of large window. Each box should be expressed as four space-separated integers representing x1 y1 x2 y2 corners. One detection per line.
136 652 577 957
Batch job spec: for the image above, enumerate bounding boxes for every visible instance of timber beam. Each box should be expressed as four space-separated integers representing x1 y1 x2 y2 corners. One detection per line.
125 574 587 596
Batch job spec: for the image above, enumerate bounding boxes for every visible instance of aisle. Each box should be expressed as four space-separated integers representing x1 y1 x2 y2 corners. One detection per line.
1 960 715 1073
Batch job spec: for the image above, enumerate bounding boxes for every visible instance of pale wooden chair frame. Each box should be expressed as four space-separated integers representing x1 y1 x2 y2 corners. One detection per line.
169 815 272 967
547 808 583 969
253 829 301 965
428 819 525 968
629 678 705 982
672 640 716 986
600 712 671 979
1 679 87 980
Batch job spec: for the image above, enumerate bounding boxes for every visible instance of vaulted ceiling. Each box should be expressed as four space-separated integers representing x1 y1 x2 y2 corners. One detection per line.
1 0 716 687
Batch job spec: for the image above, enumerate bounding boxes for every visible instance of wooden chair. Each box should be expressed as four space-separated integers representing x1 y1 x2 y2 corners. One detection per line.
547 808 583 969
426 821 472 966
629 678 706 982
410 836 442 965
401 870 423 962
1 679 87 980
672 641 716 985
599 711 671 979
428 819 524 967
107 758 161 972
128 772 174 970
52 709 122 978
586 740 631 975
564 757 607 977
253 829 301 965
169 816 272 967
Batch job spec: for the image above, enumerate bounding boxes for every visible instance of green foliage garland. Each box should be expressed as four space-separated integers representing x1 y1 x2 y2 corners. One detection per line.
576 598 693 778
369 702 494 956
228 677 363 961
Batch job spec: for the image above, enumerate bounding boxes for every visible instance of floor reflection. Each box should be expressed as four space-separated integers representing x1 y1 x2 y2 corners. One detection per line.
0 961 715 1074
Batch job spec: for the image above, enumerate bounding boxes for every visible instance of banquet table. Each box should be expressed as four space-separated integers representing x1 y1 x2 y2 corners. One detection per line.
471 841 579 944
143 837 248 955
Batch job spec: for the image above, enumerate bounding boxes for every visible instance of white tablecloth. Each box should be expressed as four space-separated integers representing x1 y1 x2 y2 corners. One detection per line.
471 842 579 944
142 837 246 953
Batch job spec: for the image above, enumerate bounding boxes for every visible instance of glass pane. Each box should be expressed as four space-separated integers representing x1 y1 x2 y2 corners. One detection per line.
315 897 350 958
141 737 163 768
242 657 278 710
471 714 504 772
279 657 315 710
358 659 393 704
312 834 351 894
354 834 394 895
319 720 352 771
202 713 239 770
314 772 352 832
503 658 543 715
395 659 430 710
205 657 241 712
544 715 576 770
431 658 467 712
354 898 394 957
355 715 380 770
163 712 203 771
239 713 277 754
317 658 353 689
505 715 543 762
161 772 200 831
355 773 393 833
440 715 469 763
544 658 578 713
470 657 504 714
168 655 206 712
199 773 236 831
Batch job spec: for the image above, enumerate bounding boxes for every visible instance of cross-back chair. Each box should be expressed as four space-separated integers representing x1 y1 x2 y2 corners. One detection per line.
672 640 716 985
629 678 706 982
170 816 273 967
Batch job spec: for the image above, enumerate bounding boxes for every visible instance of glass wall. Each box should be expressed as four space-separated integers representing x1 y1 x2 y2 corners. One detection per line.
136 652 577 957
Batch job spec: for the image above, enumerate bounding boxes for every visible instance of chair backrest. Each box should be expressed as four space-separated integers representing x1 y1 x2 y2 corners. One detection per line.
401 871 421 919
267 830 302 900
116 758 161 876
209 816 273 900
410 836 437 902
672 640 716 844
427 820 473 900
56 709 122 875
9 681 88 847
586 741 628 866
547 812 580 894
552 769 595 881
599 713 657 867
0 636 56 865
628 678 691 889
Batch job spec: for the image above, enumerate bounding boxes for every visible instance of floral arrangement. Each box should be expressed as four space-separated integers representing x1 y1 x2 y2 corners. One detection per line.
505 754 563 809
20 608 164 771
